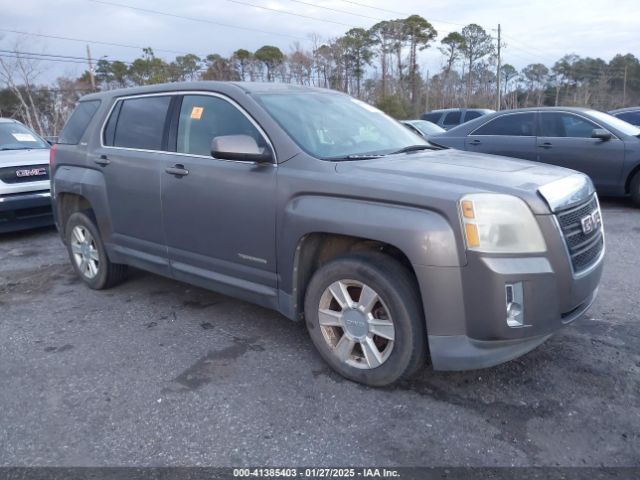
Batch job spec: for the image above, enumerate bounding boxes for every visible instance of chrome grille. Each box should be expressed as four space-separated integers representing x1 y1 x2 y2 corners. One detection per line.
556 195 604 273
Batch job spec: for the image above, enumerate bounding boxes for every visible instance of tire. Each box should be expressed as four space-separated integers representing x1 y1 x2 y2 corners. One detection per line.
65 211 128 290
304 251 426 387
630 172 640 207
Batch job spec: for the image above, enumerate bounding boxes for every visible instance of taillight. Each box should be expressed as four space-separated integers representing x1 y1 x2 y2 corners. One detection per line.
49 143 57 167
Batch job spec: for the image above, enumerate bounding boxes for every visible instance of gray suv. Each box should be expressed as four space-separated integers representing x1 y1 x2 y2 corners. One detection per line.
52 82 604 386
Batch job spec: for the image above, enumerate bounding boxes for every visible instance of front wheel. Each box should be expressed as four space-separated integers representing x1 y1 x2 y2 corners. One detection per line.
630 171 640 207
304 251 426 387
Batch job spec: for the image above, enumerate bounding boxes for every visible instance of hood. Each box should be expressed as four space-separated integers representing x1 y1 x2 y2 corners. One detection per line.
0 148 50 167
335 149 584 214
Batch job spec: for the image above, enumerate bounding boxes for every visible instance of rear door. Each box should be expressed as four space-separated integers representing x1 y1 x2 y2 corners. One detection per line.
464 112 538 160
93 94 174 274
160 93 278 305
536 111 625 193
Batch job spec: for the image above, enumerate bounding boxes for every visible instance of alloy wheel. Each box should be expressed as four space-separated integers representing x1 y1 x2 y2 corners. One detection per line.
318 279 395 369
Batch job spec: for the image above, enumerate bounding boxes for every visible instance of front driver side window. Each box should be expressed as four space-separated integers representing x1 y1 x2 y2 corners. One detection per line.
177 95 266 157
539 112 600 138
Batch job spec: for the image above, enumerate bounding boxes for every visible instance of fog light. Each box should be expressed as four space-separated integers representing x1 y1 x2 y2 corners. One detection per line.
505 283 525 327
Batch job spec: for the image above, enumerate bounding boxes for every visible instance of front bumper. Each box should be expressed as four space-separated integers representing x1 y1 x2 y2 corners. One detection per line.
427 288 598 370
415 225 604 370
0 190 53 233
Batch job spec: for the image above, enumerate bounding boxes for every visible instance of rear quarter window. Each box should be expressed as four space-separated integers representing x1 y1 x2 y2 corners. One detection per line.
422 112 441 123
58 100 101 145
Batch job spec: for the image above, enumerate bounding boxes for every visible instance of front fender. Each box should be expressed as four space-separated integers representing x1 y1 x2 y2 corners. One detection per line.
278 195 464 295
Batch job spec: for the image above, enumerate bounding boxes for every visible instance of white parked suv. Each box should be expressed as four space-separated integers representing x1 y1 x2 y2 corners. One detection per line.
0 118 52 233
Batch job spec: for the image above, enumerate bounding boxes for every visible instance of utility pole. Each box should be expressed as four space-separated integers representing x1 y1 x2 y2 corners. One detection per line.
86 44 96 91
425 69 430 113
623 64 628 107
496 24 501 111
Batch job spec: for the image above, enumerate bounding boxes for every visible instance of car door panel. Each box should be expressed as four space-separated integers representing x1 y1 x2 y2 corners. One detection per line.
464 112 538 160
93 95 173 274
160 94 278 308
536 112 625 194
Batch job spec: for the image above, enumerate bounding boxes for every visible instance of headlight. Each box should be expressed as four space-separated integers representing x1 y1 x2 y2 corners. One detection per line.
459 194 546 253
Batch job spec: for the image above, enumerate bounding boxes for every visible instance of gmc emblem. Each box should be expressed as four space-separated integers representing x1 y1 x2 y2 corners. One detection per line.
580 210 601 235
15 168 47 178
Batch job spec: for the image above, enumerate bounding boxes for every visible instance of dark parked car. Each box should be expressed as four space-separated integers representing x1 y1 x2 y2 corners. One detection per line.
431 107 640 206
421 108 494 130
609 107 640 126
400 119 445 138
51 83 603 386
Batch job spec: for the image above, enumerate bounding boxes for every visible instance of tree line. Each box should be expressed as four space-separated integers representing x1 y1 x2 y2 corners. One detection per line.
1 15 639 136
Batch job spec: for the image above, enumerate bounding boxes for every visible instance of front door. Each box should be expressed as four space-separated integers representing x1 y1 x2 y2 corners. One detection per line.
92 94 174 274
464 112 538 160
160 93 278 306
536 111 625 193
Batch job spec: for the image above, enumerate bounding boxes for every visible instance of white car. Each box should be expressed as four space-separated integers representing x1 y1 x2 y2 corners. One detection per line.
0 118 52 233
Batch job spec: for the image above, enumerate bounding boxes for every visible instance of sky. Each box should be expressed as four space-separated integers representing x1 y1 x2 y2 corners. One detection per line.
1 0 639 84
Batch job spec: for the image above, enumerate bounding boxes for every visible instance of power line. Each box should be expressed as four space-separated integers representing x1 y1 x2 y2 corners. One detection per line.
226 0 360 28
284 0 384 22
87 0 305 40
0 53 87 65
333 0 467 26
0 28 205 57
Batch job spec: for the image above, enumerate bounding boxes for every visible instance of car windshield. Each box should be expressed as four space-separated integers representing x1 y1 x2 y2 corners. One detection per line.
410 120 444 135
0 122 48 150
254 91 427 159
587 110 640 136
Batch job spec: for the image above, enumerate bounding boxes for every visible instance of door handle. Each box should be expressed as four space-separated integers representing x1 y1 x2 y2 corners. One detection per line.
468 139 482 146
94 154 111 166
165 164 189 177
538 142 553 149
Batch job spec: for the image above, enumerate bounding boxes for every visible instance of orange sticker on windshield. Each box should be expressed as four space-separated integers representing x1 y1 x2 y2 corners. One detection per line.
190 106 204 120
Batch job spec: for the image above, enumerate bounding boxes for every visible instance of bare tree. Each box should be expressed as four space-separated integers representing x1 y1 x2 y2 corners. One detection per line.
0 40 46 134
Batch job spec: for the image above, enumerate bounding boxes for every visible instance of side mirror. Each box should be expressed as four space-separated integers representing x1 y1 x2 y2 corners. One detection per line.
591 128 612 141
211 135 273 163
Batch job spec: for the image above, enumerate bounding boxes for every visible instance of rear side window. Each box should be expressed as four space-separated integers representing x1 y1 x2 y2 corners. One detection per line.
615 111 640 125
422 112 441 123
464 111 483 121
58 100 101 144
473 113 535 136
109 96 172 150
443 111 462 126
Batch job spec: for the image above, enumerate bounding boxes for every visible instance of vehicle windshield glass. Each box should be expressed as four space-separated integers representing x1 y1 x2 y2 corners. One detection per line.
410 120 444 135
0 122 48 150
587 110 640 136
254 91 427 159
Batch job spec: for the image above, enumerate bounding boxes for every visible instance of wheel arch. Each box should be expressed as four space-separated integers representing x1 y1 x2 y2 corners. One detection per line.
625 162 640 194
278 195 464 321
53 166 112 242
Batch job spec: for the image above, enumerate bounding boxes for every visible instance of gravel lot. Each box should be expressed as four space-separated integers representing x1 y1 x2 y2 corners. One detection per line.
0 199 638 467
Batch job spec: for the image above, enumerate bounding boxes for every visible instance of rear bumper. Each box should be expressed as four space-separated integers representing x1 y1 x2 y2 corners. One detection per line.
0 190 53 233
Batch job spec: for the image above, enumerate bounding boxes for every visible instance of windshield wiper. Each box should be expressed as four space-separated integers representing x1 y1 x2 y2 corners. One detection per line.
390 144 438 155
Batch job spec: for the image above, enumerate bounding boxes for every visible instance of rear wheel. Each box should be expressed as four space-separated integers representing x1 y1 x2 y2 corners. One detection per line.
65 212 128 289
304 251 426 386
630 171 640 207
